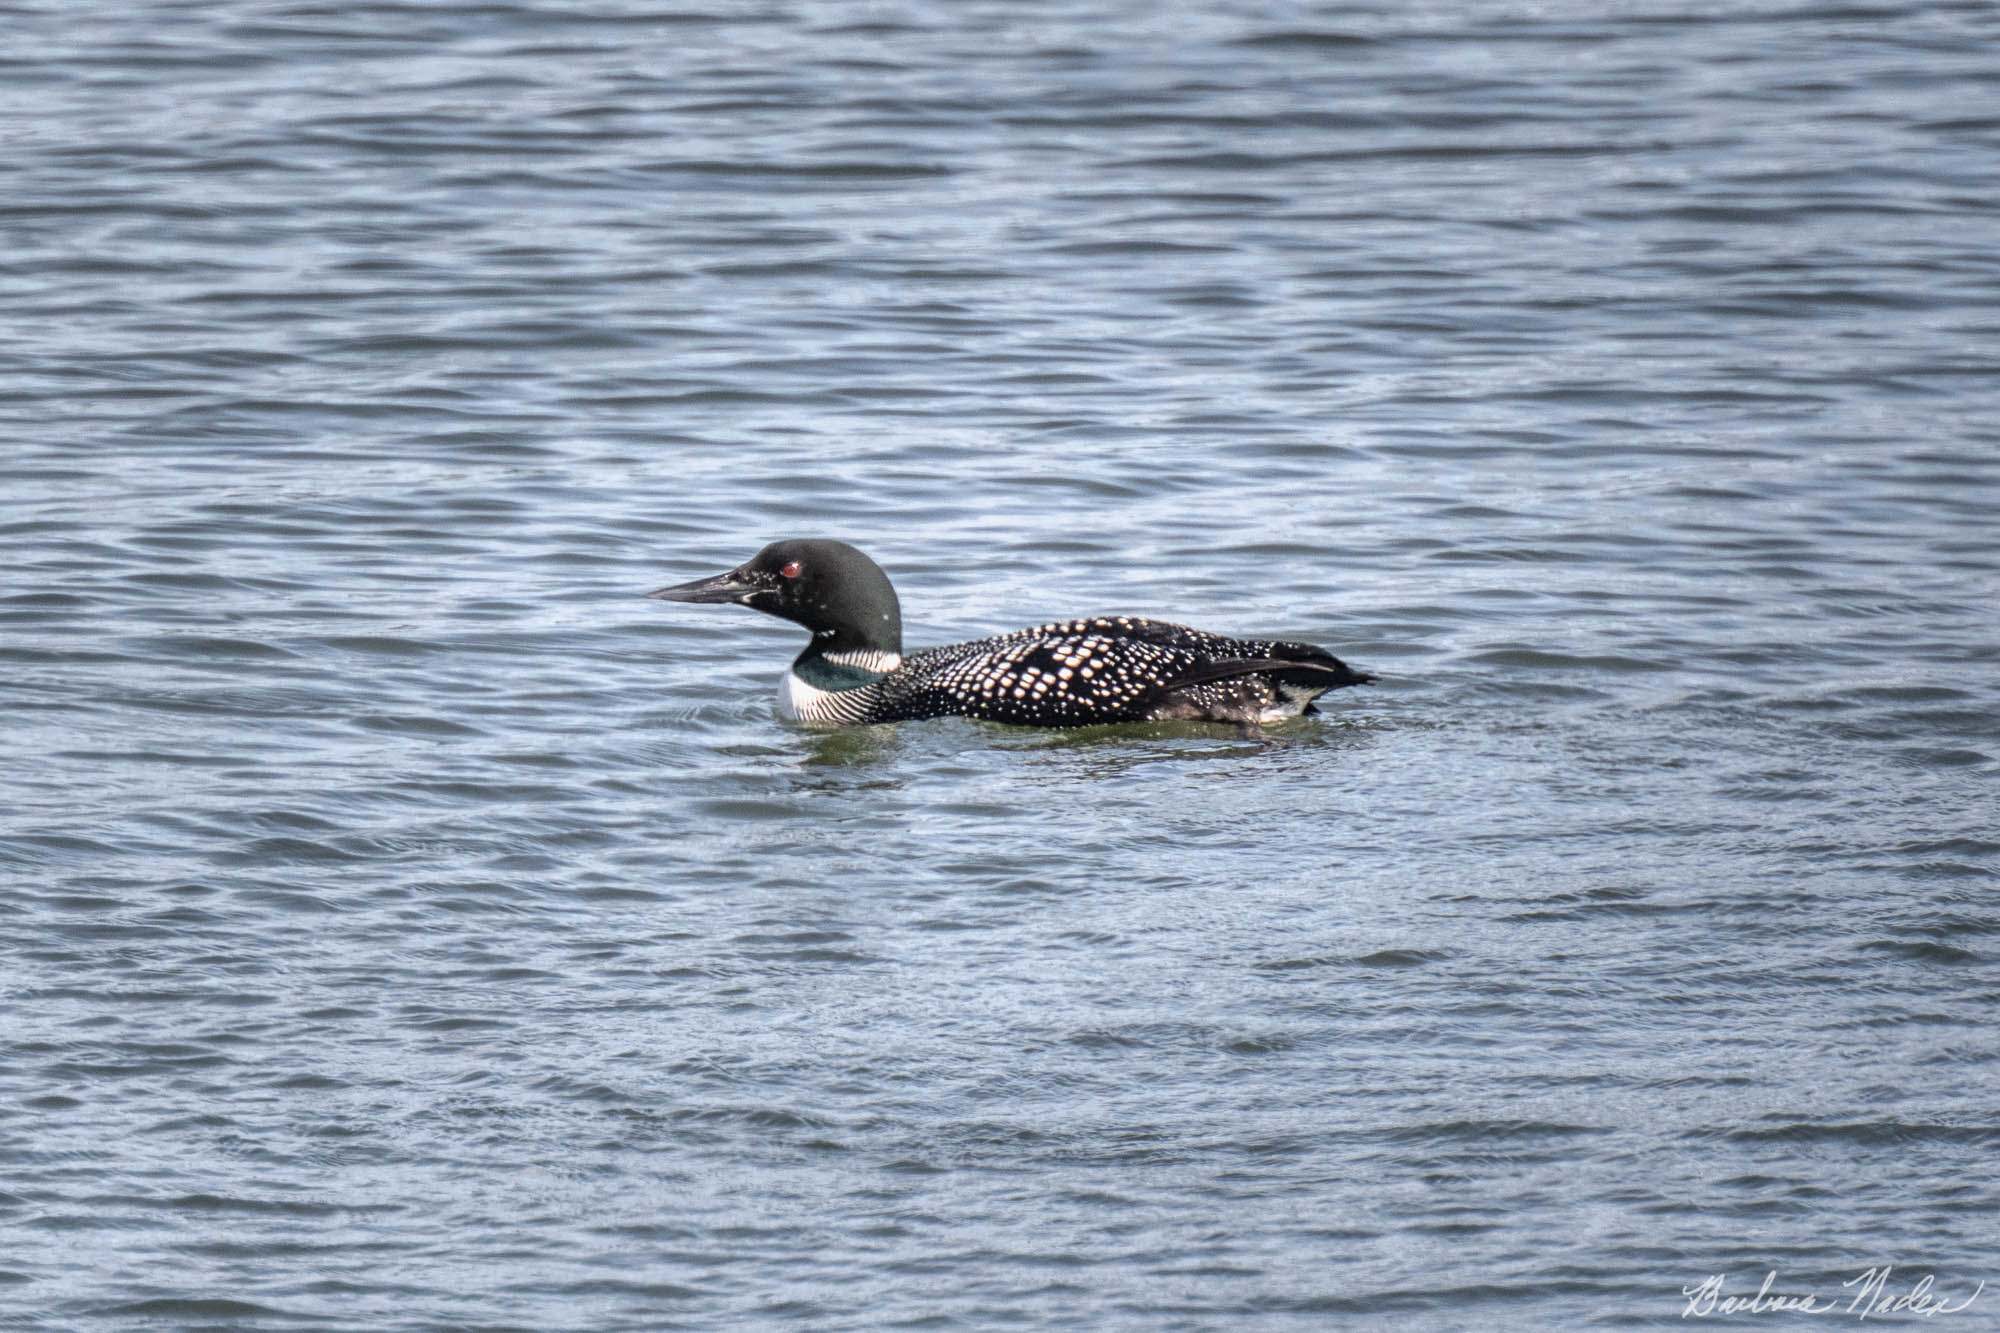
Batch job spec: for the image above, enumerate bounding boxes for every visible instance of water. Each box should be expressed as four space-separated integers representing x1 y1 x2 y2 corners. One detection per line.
4 1 1998 1327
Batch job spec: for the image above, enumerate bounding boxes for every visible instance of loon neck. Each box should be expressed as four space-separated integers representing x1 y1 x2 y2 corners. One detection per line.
792 636 902 691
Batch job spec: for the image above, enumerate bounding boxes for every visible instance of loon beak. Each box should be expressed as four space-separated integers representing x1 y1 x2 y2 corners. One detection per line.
647 568 760 605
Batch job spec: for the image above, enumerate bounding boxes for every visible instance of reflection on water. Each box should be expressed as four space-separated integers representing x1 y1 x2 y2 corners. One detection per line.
796 724 905 769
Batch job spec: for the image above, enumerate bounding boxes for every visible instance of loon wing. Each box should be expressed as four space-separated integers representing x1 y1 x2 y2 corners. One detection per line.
1050 618 1373 688
885 621 1373 727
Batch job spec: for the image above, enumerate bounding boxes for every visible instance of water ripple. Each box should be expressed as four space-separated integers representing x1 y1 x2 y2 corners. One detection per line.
3 0 1998 1327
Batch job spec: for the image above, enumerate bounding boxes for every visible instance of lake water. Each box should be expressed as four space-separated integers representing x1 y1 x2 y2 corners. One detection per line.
3 2 1997 1328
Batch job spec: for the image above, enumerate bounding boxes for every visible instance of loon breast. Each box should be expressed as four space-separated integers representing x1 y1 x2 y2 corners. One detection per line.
780 668 879 727
779 649 903 727
776 668 818 723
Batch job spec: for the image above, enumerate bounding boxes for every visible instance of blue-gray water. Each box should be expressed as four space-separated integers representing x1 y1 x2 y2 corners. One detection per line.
4 2 1998 1328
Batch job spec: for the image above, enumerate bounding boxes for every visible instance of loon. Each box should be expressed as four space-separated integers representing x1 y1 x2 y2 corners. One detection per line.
649 539 1375 729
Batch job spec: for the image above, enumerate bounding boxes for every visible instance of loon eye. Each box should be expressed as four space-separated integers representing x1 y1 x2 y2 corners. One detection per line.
779 560 802 580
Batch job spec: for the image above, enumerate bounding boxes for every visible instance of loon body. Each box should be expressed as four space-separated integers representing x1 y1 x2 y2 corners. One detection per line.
650 539 1374 730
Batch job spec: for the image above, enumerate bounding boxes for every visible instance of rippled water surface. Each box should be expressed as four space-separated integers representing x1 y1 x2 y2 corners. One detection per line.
5 2 1999 1328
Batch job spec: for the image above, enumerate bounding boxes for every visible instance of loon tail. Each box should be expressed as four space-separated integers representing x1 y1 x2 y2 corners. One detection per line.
1171 655 1373 691
1141 653 1376 709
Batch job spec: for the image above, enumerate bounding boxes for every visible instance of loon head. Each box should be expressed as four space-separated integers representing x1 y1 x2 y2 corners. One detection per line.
648 538 903 657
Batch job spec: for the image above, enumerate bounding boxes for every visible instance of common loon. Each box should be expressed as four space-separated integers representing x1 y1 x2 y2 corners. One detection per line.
649 539 1375 729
